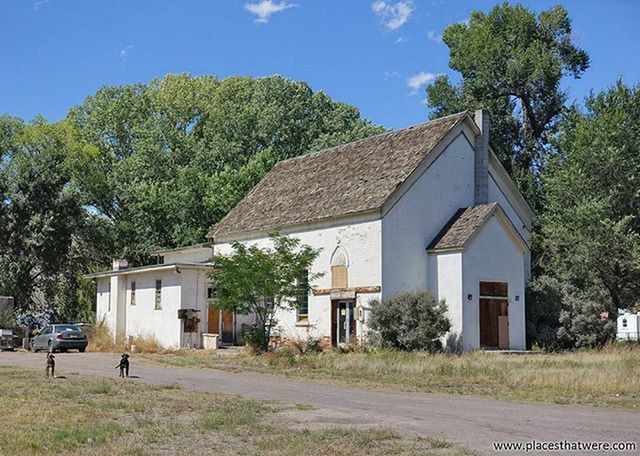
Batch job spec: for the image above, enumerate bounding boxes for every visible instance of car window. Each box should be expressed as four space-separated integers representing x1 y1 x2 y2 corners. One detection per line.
56 325 80 332
41 327 52 335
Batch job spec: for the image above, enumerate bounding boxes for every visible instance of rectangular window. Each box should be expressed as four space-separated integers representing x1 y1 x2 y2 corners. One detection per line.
296 270 309 321
155 280 162 310
130 281 136 306
207 286 214 300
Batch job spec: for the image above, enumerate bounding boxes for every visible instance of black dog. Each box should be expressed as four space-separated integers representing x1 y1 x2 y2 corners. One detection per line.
115 354 130 378
45 352 55 379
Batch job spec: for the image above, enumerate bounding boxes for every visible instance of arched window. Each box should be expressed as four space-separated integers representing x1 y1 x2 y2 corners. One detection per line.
622 318 628 328
331 246 349 289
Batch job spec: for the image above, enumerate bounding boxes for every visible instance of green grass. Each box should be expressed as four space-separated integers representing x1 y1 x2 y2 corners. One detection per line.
0 367 474 456
141 343 640 409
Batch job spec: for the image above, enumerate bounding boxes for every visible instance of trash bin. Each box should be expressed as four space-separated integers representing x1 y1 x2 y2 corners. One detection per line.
202 333 219 351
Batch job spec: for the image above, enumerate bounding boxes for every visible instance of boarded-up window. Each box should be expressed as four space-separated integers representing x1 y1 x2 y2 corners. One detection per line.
330 246 349 289
479 282 508 298
331 266 348 288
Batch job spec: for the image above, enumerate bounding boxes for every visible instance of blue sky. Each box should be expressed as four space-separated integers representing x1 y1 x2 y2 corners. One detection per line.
1 0 638 129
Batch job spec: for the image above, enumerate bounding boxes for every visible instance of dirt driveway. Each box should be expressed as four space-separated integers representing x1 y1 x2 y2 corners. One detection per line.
1 351 637 455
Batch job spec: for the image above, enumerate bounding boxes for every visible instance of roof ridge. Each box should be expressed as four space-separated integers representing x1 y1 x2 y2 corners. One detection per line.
276 110 469 166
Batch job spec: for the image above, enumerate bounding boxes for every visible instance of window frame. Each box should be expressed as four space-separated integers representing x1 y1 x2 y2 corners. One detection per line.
130 281 136 306
155 279 162 310
296 270 309 321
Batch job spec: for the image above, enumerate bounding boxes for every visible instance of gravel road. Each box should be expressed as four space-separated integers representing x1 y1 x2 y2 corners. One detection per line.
1 351 637 455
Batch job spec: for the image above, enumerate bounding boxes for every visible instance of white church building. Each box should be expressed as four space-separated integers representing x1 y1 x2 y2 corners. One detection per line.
89 110 533 351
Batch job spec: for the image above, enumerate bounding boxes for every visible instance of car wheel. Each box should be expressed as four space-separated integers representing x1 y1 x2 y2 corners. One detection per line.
79 347 86 353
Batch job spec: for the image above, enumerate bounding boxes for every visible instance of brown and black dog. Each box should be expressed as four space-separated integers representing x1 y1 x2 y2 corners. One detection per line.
45 352 55 379
115 354 130 378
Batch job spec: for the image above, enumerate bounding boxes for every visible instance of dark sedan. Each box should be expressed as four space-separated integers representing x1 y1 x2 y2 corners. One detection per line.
30 324 88 353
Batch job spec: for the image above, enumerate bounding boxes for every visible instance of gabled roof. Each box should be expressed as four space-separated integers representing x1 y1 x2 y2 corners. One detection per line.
208 111 468 239
426 203 527 252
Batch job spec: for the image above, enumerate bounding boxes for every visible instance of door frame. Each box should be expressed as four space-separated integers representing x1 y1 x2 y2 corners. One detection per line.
331 299 356 347
207 304 236 344
478 281 509 349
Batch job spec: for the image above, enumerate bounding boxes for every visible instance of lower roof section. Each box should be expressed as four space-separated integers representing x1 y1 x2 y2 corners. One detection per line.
84 262 214 279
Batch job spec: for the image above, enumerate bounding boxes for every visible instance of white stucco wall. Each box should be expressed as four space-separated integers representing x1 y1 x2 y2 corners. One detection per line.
381 133 475 299
462 216 526 351
124 269 183 349
214 217 382 342
162 247 212 264
428 252 463 349
488 173 532 280
96 278 112 328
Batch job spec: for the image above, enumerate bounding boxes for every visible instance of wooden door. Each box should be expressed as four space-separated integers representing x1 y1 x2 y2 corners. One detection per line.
221 311 234 343
208 306 220 334
479 299 500 347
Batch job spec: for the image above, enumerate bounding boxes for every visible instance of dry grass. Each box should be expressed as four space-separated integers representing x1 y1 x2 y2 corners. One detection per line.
0 367 474 456
143 342 640 409
87 322 166 354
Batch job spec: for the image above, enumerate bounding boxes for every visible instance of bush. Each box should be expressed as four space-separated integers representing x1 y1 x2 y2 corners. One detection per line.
242 323 269 354
368 291 450 352
526 275 616 351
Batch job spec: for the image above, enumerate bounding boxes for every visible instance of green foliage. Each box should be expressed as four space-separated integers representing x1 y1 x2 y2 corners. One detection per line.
540 82 640 313
210 233 322 352
0 119 109 313
526 275 615 350
426 3 589 205
67 73 384 264
368 291 450 352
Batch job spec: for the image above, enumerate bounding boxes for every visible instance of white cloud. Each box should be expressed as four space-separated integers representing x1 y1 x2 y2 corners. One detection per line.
394 36 409 44
407 71 436 94
245 0 297 23
427 30 442 43
119 44 134 59
371 1 414 30
33 0 50 11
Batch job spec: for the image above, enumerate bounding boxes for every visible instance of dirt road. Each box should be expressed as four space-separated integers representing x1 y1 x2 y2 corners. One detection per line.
1 351 637 455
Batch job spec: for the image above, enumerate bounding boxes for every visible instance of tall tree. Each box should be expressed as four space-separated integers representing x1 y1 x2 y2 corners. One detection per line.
67 74 384 264
426 3 589 202
541 81 640 313
0 119 105 314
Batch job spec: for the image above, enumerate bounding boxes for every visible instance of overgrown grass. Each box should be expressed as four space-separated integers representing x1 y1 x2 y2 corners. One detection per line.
87 322 166 354
0 366 473 455
142 342 640 409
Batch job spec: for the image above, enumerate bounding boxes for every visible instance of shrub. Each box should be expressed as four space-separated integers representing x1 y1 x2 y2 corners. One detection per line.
368 291 450 352
526 275 616 351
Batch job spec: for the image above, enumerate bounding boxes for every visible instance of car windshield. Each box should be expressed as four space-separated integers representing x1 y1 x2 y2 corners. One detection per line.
56 325 80 332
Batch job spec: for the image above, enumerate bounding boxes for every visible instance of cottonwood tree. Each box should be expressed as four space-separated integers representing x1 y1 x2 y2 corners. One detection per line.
67 74 384 264
210 233 322 352
426 3 589 205
0 119 99 314
540 81 640 313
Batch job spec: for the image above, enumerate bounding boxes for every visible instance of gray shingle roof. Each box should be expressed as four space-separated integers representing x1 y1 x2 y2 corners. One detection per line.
426 203 498 251
208 111 468 239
